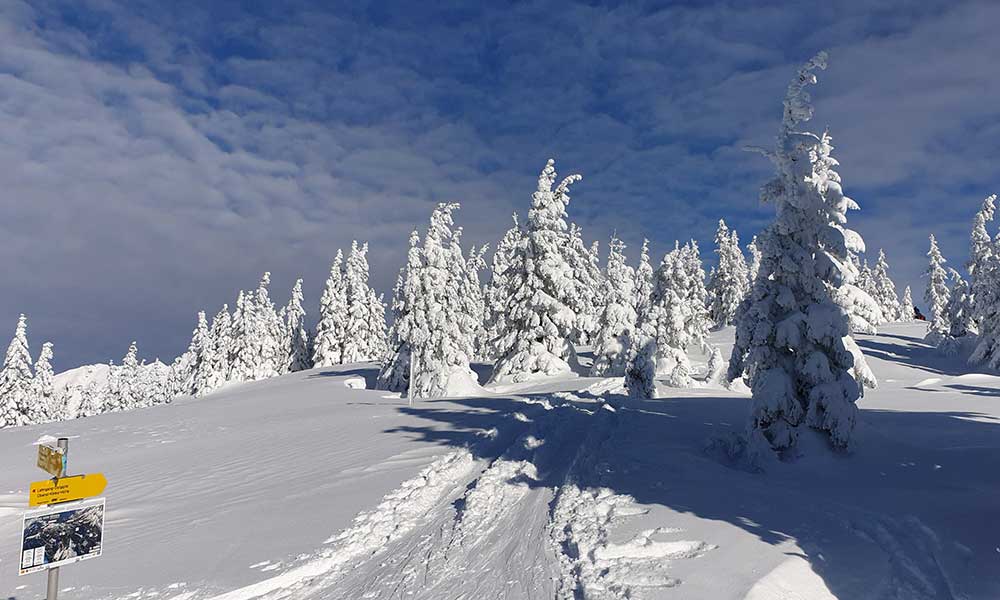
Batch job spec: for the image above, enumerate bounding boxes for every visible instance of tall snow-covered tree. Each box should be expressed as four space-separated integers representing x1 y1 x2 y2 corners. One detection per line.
313 251 348 367
945 269 975 339
463 244 489 360
900 286 915 321
253 272 284 379
747 235 762 285
489 159 582 383
0 314 34 427
202 305 232 392
708 220 750 327
968 194 996 326
228 290 255 383
871 249 901 321
77 367 107 418
378 231 422 393
107 342 142 411
924 234 951 342
342 242 386 363
483 214 524 360
283 279 311 373
405 203 481 399
183 311 211 396
680 240 711 353
635 239 654 324
30 342 59 423
728 52 875 457
590 235 638 377
563 226 604 345
645 245 694 387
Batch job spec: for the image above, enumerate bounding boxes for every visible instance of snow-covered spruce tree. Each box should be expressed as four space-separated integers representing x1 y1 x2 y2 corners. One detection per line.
30 342 60 423
180 311 211 396
836 253 885 334
107 342 142 411
590 235 638 377
728 52 876 456
202 304 232 393
406 203 481 399
0 314 34 427
635 239 654 320
483 214 524 360
945 269 975 339
747 235 762 285
489 159 583 383
365 288 388 361
900 286 915 321
138 359 171 406
624 337 657 398
871 249 901 321
970 236 1000 368
313 251 348 367
463 244 489 360
77 368 107 418
283 279 311 373
968 194 996 326
253 272 285 378
709 220 750 327
924 234 951 343
228 290 254 383
564 224 604 345
681 240 711 353
645 245 694 387
342 242 385 363
378 231 422 393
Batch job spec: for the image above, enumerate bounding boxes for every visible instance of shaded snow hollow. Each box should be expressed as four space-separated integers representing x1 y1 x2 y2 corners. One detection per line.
2 322 999 599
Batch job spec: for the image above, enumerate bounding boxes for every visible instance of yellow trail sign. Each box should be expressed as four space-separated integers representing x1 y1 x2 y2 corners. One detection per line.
29 473 107 507
37 444 65 478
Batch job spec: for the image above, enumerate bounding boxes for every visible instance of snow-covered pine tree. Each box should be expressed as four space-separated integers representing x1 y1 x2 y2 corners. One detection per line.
77 367 107 418
945 269 975 339
836 253 885 334
313 251 348 367
489 159 582 383
924 234 951 343
252 272 284 379
138 359 171 406
564 224 604 345
900 286 915 321
709 220 750 327
202 304 232 393
871 249 901 321
0 314 34 427
283 279 311 373
968 194 996 327
747 235 762 285
728 52 875 457
463 244 489 360
624 337 657 398
681 240 711 354
108 342 142 411
635 239 654 320
970 235 1000 368
228 290 255 383
407 203 481 399
483 214 523 360
180 311 210 396
590 235 638 377
378 230 422 393
365 288 388 362
342 242 384 363
30 342 59 423
645 245 693 387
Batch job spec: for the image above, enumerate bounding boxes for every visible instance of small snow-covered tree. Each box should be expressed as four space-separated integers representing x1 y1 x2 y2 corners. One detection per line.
253 272 284 379
635 239 654 322
202 305 232 392
107 342 142 411
378 231 422 393
645 245 693 387
228 290 254 383
871 249 901 321
564 226 604 345
489 159 582 383
681 240 711 353
969 194 996 327
728 52 875 457
924 234 951 342
590 235 638 377
836 253 885 334
283 279 311 372
463 244 489 360
179 311 211 396
709 220 750 327
313 251 348 367
30 342 60 423
0 315 34 427
624 337 657 399
900 286 915 321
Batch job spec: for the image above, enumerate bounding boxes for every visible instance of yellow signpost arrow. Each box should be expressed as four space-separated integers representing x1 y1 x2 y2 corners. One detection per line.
29 473 107 507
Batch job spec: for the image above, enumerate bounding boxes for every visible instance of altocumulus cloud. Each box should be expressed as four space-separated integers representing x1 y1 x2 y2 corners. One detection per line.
1 0 998 370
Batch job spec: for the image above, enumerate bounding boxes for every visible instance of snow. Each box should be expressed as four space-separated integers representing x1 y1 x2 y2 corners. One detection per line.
2 322 1000 599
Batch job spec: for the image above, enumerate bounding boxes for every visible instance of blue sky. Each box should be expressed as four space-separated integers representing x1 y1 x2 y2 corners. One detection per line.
2 0 998 370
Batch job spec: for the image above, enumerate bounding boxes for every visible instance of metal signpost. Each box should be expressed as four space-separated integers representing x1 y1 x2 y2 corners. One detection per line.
21 437 108 600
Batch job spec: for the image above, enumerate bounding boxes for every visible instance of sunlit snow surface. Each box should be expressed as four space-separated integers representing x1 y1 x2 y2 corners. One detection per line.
2 322 999 599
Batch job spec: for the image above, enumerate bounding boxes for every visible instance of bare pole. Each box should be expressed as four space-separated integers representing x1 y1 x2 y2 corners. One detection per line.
46 437 69 600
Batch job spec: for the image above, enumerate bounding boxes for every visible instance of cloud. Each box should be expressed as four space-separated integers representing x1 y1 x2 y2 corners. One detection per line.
0 0 995 369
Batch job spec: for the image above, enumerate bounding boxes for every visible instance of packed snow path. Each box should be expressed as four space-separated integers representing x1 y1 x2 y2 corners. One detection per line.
2 323 999 599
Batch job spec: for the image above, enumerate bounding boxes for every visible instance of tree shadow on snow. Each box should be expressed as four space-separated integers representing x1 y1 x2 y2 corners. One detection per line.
385 390 1000 599
855 337 972 377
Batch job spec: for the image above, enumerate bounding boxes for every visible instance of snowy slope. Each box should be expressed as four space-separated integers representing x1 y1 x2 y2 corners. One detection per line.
2 322 999 600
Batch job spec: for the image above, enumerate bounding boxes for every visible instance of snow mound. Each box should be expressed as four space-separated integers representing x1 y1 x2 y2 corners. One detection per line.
744 556 836 600
342 377 366 390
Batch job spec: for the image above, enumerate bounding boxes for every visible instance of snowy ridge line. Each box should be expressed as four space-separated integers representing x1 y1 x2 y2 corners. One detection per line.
549 401 717 599
195 449 477 600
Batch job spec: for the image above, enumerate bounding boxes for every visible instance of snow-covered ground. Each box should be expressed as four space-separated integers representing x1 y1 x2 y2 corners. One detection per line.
2 322 999 599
